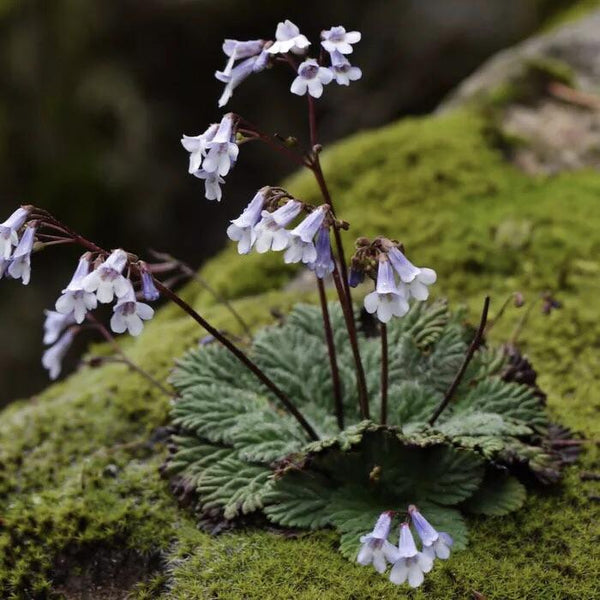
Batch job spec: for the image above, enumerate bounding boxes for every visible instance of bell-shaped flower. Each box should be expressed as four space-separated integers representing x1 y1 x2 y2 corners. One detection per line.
110 282 154 337
363 259 409 323
308 226 335 279
216 49 270 108
221 39 266 76
0 207 29 259
42 329 75 380
82 249 131 304
329 50 362 86
226 189 267 254
181 123 219 174
202 113 239 176
321 26 361 55
283 206 327 264
348 265 365 288
357 512 399 574
267 20 310 55
388 247 437 301
193 169 224 202
55 255 98 324
409 505 454 560
290 59 333 98
43 310 76 346
389 522 433 588
139 267 160 302
7 224 36 285
254 200 302 254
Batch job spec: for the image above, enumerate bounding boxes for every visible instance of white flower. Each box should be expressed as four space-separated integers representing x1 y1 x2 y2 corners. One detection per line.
0 207 29 260
193 169 224 202
42 329 75 380
267 20 310 55
321 26 361 55
409 505 454 560
216 50 270 108
254 200 302 253
290 59 333 98
43 310 76 345
329 50 362 86
110 283 154 337
7 225 36 285
181 124 219 174
55 255 98 324
357 512 399 573
389 522 433 588
283 206 327 264
363 259 409 323
388 247 437 301
82 249 131 304
202 113 239 177
226 189 267 254
221 39 266 76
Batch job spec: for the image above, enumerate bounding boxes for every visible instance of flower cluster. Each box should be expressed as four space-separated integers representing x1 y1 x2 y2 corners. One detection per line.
0 208 35 285
357 506 453 588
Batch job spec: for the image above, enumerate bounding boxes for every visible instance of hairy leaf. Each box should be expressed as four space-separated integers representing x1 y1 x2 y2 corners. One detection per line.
463 471 527 516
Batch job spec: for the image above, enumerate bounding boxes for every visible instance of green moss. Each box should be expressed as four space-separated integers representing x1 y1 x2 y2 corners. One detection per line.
1 108 600 598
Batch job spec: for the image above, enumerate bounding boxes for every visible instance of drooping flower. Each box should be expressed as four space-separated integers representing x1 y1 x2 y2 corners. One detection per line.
0 207 29 260
356 512 399 574
181 124 219 174
254 199 302 253
202 113 239 177
82 249 131 304
348 265 365 288
226 189 268 254
308 226 335 279
283 206 327 264
267 20 310 55
139 264 160 302
42 329 75 380
55 254 98 324
363 259 409 323
388 247 437 301
290 59 333 98
321 26 361 54
110 283 155 337
329 50 362 86
7 224 36 285
221 39 266 76
409 505 454 560
193 170 225 202
43 310 76 345
389 522 433 588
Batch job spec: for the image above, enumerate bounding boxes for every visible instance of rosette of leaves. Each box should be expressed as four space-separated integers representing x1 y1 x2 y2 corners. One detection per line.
163 301 571 558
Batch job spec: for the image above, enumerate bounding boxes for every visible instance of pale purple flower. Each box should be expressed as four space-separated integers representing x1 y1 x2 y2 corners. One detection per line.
202 113 239 176
308 226 334 279
140 269 160 302
221 39 266 76
321 26 361 55
181 124 219 174
267 20 310 55
82 249 130 304
55 255 98 324
110 283 154 337
226 189 267 254
283 206 327 264
43 310 76 345
0 207 29 259
254 200 302 253
409 505 453 560
388 247 437 301
216 50 270 107
193 169 224 202
356 512 399 573
42 329 75 380
290 59 333 98
7 225 36 285
329 50 362 86
363 259 409 323
389 522 433 588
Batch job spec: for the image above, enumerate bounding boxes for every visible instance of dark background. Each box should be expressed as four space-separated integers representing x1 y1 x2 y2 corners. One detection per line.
0 0 573 405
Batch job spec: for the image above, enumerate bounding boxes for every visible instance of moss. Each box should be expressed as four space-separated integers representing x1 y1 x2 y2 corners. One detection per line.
1 107 600 598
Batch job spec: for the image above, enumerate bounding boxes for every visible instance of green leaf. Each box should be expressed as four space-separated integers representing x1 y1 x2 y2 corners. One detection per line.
438 411 533 438
463 472 527 516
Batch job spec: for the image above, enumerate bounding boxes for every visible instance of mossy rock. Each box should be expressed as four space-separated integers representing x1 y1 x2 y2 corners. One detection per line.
1 100 600 598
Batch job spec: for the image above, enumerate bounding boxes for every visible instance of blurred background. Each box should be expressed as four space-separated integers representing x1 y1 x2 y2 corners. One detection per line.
0 0 576 405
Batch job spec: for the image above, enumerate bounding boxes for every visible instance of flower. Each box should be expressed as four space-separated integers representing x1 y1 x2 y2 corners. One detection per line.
363 259 409 323
7 224 36 285
284 206 327 264
348 266 365 288
409 505 454 560
43 310 76 345
110 283 155 337
356 512 398 573
290 59 333 98
221 39 266 76
181 124 219 174
308 226 335 279
388 247 437 301
202 113 239 177
42 329 75 380
82 249 131 304
55 255 98 324
139 266 160 302
193 170 224 202
329 50 362 86
226 189 267 254
267 20 310 55
0 207 29 260
254 199 302 253
321 26 361 54
389 522 433 588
